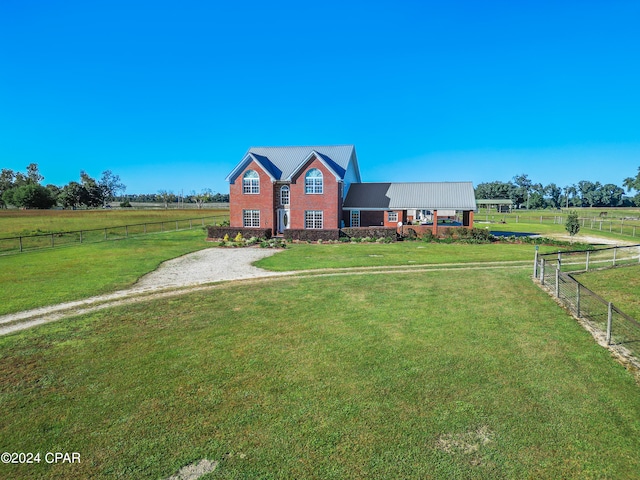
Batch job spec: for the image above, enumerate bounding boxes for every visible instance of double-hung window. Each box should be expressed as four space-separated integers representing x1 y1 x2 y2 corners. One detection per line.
388 211 398 222
305 168 323 194
305 210 323 229
243 209 260 227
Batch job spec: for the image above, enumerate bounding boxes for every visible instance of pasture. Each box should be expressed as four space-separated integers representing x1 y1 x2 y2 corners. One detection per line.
0 208 229 237
575 265 640 320
1 211 639 478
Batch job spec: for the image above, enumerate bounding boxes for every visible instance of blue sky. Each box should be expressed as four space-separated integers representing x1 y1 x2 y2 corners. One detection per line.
1 0 639 195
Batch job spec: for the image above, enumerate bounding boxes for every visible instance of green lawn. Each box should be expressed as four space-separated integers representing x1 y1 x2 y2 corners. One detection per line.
255 242 558 271
1 269 639 479
0 229 215 315
574 264 640 320
0 208 229 237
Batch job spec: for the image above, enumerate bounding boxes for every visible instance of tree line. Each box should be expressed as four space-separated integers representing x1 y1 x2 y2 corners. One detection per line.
475 168 640 209
0 164 228 209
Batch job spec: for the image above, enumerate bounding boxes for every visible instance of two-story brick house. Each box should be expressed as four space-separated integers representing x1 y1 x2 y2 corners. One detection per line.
226 145 476 236
226 145 361 234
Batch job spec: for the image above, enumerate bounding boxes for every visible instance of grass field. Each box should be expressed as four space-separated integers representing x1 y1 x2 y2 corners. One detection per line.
255 242 554 271
574 265 640 320
0 229 213 315
1 269 639 479
0 238 565 317
0 208 229 237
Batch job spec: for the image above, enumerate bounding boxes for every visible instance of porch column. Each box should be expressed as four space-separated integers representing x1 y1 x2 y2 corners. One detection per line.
432 209 438 236
469 210 474 228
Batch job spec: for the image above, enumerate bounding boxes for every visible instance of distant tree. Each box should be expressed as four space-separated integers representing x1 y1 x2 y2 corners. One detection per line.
475 181 514 199
0 169 15 208
79 171 104 207
565 210 580 243
3 184 56 209
99 170 126 204
157 190 175 209
58 181 87 209
26 163 44 184
623 167 640 206
190 188 213 209
600 184 625 207
544 183 562 209
511 174 533 208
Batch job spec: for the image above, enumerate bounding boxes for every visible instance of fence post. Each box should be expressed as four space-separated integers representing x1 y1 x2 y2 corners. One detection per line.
606 302 613 345
19 236 23 253
51 233 54 248
125 225 128 238
80 230 83 244
555 268 560 298
540 259 545 285
104 228 107 240
586 250 590 271
557 251 562 270
533 248 539 278
190 219 192 229
613 247 617 267
576 283 581 317
176 220 179 231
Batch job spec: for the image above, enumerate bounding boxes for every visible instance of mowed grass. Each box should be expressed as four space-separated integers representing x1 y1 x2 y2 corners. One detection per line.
575 265 640 320
0 229 214 315
255 242 557 271
0 208 229 237
1 269 639 479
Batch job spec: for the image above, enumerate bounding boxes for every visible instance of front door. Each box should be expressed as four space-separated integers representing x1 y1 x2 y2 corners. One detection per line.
277 208 290 233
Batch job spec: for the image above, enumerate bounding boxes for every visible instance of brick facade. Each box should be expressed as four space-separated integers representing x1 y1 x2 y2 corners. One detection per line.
229 160 276 231
288 156 341 230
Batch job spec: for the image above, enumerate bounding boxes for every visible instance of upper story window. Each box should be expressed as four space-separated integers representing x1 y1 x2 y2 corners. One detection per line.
305 168 323 194
243 170 259 194
280 185 290 205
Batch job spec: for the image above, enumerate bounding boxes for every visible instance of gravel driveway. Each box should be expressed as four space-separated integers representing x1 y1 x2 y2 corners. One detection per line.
0 247 285 335
132 247 284 291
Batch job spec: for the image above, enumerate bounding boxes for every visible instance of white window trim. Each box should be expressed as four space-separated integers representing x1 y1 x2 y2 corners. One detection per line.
243 209 260 227
280 185 290 206
305 210 323 229
388 211 398 222
305 169 323 194
242 170 260 194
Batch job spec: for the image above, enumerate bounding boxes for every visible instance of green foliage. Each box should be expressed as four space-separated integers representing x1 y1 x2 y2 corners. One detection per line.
2 184 56 209
119 201 132 208
565 210 581 238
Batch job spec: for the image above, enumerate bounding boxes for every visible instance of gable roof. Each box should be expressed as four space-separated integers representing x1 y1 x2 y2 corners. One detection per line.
226 145 359 184
343 182 477 211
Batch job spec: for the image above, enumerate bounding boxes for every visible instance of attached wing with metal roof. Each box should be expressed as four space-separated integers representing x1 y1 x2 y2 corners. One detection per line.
343 182 477 211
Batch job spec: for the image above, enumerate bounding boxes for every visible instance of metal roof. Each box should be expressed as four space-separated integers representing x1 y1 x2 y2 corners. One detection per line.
227 145 357 183
343 182 477 210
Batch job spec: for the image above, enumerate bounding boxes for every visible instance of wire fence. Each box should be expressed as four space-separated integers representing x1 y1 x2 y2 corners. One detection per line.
509 215 640 237
0 215 229 255
533 246 640 363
